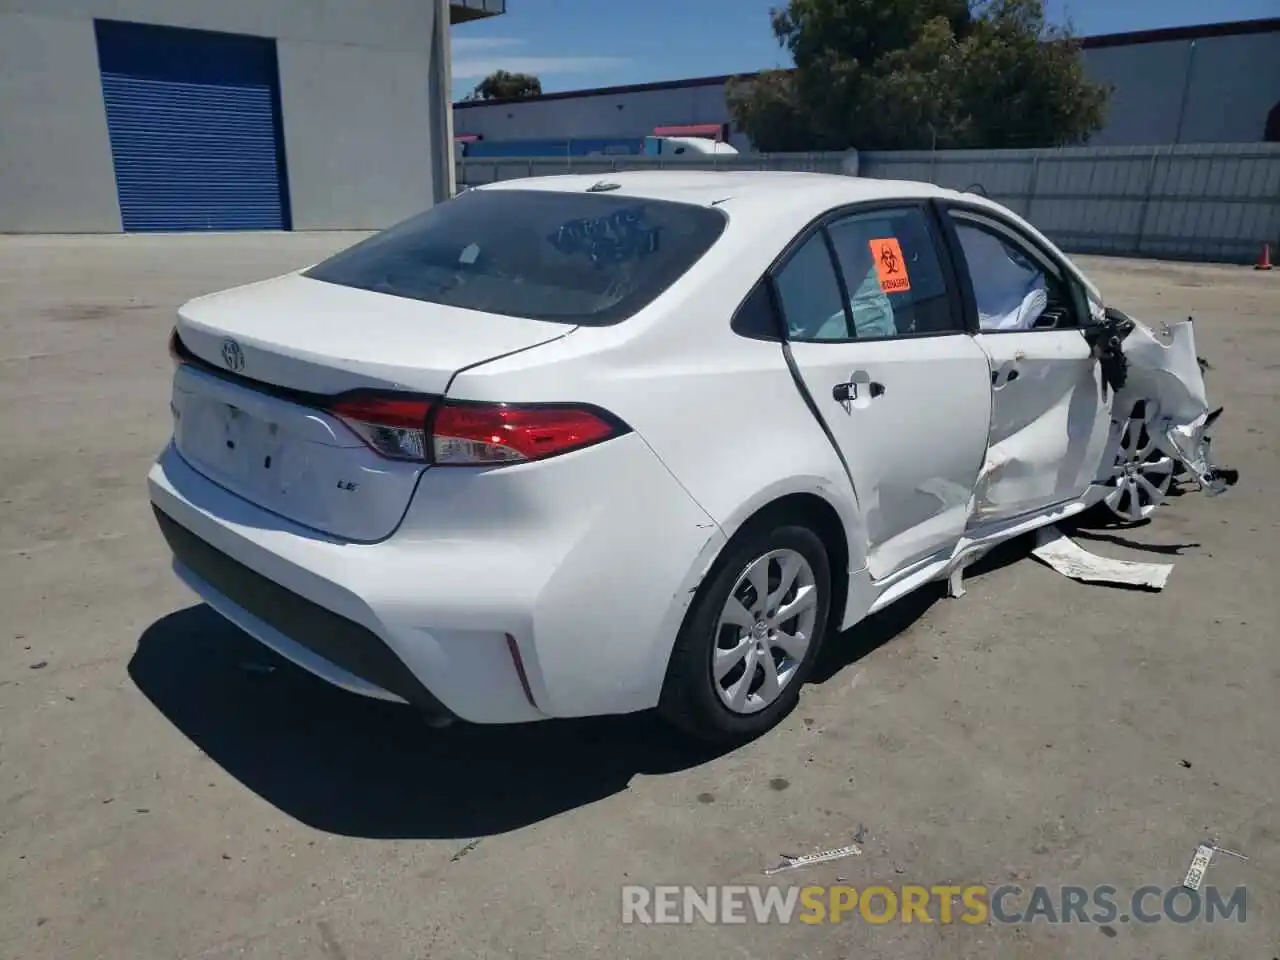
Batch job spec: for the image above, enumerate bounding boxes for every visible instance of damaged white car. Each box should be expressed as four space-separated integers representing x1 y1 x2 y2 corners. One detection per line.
147 172 1236 744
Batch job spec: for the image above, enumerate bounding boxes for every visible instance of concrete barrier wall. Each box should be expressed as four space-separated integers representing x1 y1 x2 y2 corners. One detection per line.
457 142 1280 263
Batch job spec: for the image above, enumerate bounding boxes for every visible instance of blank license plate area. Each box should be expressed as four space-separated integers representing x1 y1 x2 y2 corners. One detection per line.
171 374 425 541
176 391 302 496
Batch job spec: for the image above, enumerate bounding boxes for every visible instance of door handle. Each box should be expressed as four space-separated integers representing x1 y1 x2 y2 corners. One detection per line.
991 367 1021 387
832 380 886 402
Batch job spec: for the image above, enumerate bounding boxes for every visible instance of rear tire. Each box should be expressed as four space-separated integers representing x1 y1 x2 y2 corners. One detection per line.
658 523 832 744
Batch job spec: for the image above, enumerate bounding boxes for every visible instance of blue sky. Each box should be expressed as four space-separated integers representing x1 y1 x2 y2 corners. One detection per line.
450 0 1277 99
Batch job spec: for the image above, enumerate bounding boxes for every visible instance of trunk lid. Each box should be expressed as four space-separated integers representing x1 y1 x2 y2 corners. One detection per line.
170 273 572 542
176 273 571 395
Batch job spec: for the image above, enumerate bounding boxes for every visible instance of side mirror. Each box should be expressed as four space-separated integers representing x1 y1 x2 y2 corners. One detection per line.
1083 308 1135 392
1101 306 1136 338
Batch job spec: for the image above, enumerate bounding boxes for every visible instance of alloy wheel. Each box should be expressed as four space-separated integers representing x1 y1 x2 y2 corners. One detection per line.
712 549 819 715
1103 404 1177 522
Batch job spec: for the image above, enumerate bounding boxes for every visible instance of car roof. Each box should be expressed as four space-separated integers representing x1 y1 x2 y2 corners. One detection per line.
475 170 977 219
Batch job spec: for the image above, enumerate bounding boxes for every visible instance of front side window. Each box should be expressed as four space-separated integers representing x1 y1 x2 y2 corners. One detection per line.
950 218 1077 331
305 188 727 326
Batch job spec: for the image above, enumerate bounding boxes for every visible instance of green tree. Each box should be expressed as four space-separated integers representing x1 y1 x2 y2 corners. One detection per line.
727 0 1109 151
463 69 543 102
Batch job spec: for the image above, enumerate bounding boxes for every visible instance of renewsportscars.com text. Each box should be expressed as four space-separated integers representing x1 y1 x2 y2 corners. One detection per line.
621 884 1247 926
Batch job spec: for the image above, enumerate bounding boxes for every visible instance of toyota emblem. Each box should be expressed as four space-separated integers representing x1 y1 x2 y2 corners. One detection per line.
221 338 245 373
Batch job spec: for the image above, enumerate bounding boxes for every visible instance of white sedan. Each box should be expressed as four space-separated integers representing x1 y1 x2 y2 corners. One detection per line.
147 172 1233 742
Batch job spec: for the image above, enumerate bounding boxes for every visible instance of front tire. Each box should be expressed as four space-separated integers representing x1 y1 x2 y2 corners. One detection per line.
659 523 832 744
1101 400 1177 523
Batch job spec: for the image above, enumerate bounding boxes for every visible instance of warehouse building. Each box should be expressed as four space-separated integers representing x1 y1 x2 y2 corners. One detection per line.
453 18 1280 151
0 0 505 233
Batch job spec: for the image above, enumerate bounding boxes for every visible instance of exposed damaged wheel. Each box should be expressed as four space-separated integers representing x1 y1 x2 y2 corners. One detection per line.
1102 401 1176 523
659 524 831 744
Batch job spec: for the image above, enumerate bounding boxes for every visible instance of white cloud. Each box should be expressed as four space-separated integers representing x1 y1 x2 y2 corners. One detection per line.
451 36 627 80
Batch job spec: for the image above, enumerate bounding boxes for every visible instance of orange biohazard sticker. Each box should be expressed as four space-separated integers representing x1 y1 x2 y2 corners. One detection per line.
868 237 911 293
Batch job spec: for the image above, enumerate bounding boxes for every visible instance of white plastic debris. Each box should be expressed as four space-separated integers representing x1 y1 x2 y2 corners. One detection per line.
764 842 863 876
1182 843 1215 891
1031 526 1173 590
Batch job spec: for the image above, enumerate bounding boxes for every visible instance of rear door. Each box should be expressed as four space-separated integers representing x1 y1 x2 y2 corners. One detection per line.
776 203 991 581
940 206 1114 526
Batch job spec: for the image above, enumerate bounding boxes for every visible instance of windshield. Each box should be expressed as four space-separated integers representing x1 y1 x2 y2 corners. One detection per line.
305 188 728 326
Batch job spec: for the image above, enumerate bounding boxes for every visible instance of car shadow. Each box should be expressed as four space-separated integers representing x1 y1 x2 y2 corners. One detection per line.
1066 527 1201 556
811 535 1028 683
129 606 727 840
129 541 1029 841
1061 500 1203 556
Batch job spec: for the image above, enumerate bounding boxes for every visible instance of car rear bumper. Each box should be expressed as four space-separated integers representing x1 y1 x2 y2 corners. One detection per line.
146 438 726 724
153 504 455 716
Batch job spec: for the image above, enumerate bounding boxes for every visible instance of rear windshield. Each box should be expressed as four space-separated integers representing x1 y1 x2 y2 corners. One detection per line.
304 188 727 326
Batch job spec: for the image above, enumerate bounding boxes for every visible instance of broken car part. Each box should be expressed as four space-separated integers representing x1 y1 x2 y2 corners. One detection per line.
1182 843 1215 891
764 841 864 876
1096 313 1239 520
1031 526 1174 591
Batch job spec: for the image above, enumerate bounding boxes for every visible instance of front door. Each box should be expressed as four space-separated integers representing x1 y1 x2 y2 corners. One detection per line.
943 209 1114 525
774 204 992 581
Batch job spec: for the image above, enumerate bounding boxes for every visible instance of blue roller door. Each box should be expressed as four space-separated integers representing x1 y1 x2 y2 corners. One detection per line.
95 20 290 232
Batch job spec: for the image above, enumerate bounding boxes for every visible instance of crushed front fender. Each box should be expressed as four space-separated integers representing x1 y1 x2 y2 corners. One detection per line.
1105 311 1239 496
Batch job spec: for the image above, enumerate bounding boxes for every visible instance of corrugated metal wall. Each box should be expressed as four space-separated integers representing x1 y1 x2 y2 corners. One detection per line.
457 143 1280 263
862 143 1280 262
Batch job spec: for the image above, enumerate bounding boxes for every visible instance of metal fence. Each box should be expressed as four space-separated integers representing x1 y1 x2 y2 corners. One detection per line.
455 151 850 187
457 142 1280 263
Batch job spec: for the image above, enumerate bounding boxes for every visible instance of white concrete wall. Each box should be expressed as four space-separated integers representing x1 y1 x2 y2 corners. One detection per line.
277 41 438 230
0 0 439 51
0 0 460 232
0 12 122 231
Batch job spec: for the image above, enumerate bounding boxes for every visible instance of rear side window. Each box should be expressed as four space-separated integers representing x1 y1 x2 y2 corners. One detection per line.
825 207 959 338
773 233 849 342
305 189 727 326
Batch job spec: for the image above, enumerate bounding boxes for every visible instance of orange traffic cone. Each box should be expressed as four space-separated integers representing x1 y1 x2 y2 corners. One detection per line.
1256 242 1273 270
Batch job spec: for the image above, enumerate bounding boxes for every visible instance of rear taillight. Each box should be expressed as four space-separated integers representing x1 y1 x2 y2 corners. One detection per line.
329 395 435 462
327 394 625 466
432 403 621 465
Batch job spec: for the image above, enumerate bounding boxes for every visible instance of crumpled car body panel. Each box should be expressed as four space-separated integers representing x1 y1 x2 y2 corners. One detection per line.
1098 315 1233 496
